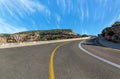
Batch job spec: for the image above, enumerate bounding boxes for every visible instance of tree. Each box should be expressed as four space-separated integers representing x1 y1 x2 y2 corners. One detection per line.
81 34 88 37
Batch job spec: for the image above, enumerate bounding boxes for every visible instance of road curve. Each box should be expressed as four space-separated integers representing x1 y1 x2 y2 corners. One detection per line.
54 39 120 79
0 42 61 79
0 38 120 79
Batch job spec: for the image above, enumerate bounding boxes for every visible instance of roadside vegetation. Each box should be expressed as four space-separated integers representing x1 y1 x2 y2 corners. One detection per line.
0 29 88 43
101 21 120 43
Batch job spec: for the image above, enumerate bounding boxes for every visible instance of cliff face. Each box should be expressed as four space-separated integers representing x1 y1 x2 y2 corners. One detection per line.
101 22 120 43
0 32 40 43
0 29 80 43
9 32 40 43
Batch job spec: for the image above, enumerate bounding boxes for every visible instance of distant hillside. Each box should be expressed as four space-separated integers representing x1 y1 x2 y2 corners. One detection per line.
0 29 82 43
101 22 120 43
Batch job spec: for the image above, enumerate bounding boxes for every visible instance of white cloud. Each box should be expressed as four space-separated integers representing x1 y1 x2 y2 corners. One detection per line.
0 0 51 17
55 14 61 29
86 7 89 18
0 18 27 34
77 0 85 22
80 7 84 22
67 0 73 14
57 0 66 14
96 0 108 7
0 0 51 33
56 14 61 23
56 0 74 15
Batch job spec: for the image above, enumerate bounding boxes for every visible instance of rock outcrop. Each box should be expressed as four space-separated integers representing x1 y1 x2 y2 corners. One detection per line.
101 22 120 43
0 36 7 43
0 29 81 43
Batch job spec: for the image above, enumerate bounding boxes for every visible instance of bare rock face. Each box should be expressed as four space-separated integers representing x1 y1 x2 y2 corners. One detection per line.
0 37 7 43
0 32 41 43
10 32 41 42
101 22 120 42
0 29 81 43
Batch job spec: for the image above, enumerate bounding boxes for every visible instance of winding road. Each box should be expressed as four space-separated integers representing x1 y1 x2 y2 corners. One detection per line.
0 38 120 79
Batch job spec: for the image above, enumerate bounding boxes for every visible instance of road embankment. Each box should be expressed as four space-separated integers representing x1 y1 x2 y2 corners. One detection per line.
97 36 120 50
0 37 90 49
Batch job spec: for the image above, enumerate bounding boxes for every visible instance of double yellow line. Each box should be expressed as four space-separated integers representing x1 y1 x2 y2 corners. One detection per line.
49 42 69 79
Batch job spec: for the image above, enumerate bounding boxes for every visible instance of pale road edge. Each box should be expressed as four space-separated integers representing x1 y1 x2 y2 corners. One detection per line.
0 37 90 49
97 36 120 51
78 41 120 69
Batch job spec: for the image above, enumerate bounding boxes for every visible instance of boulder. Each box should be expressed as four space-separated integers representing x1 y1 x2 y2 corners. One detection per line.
101 22 120 43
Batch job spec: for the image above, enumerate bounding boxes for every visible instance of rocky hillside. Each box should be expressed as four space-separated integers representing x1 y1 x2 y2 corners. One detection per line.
0 29 81 43
101 22 120 43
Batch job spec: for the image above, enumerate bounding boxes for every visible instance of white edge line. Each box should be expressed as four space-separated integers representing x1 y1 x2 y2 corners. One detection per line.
78 41 120 69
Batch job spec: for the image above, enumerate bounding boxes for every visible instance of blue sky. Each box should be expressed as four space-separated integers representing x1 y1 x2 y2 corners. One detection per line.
0 0 120 35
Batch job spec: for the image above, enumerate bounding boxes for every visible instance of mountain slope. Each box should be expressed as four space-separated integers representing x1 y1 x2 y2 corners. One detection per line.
101 22 120 43
0 29 81 43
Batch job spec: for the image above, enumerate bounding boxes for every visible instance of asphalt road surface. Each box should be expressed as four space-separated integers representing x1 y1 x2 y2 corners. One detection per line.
0 38 120 79
54 39 120 79
0 43 60 79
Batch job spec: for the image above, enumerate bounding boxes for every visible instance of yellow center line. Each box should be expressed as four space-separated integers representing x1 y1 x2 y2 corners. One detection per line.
49 42 70 79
